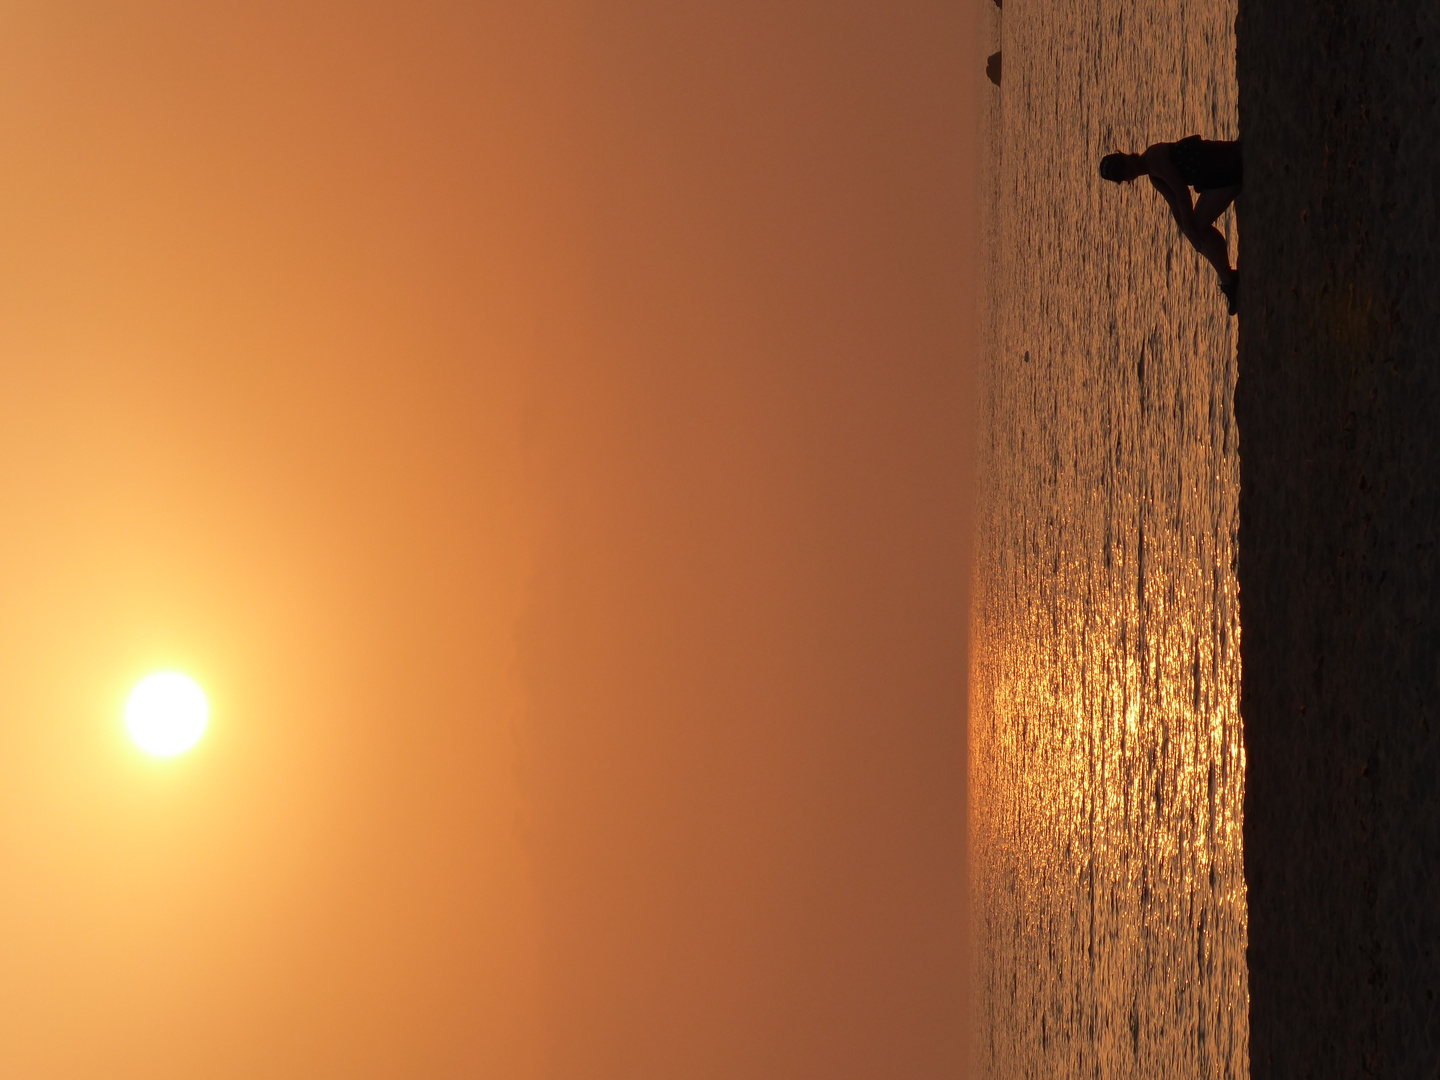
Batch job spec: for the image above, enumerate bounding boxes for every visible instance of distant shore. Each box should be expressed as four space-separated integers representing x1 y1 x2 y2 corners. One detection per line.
1236 3 1440 1074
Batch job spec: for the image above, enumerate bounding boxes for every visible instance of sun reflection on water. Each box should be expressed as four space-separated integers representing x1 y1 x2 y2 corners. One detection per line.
972 0 1247 1074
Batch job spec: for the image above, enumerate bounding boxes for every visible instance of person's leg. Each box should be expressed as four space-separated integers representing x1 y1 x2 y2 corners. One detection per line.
1185 186 1239 286
1184 190 1240 312
1194 185 1239 228
1185 223 1235 285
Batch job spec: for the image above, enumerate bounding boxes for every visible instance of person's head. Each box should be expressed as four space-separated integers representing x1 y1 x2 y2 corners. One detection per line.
1099 153 1139 183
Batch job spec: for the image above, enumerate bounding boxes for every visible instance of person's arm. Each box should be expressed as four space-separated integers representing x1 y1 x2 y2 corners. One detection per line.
1142 144 1199 238
1149 175 1199 237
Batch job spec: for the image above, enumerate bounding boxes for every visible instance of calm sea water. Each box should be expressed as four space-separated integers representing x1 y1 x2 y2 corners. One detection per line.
970 1 1246 1078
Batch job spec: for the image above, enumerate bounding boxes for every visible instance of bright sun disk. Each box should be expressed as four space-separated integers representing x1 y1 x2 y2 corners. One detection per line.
126 673 209 756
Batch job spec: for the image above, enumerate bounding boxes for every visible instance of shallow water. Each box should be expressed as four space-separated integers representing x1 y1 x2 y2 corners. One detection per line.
971 1 1246 1077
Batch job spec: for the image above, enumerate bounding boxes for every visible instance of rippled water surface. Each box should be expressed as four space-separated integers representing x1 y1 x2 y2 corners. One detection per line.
971 1 1246 1077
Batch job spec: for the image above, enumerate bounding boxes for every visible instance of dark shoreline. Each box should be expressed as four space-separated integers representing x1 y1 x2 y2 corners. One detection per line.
1236 2 1440 1074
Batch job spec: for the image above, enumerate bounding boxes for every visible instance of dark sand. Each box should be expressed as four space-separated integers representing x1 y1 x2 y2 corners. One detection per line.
1236 2 1440 1075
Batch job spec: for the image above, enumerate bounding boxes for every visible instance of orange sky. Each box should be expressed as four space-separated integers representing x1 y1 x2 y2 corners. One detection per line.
0 3 976 1077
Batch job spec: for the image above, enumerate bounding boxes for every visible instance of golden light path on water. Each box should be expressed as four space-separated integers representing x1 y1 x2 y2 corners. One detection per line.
972 0 1247 1076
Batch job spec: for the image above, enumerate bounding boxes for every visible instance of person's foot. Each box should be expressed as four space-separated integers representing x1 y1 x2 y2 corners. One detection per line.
1219 271 1239 316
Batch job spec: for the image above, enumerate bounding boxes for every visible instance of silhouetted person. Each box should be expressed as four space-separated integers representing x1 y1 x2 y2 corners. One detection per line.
1100 137 1242 314
986 52 1001 86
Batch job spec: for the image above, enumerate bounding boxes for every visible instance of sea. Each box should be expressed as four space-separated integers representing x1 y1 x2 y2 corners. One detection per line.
970 1 1247 1077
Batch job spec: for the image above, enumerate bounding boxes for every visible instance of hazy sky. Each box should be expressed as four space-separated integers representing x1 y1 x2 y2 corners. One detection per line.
0 2 977 1077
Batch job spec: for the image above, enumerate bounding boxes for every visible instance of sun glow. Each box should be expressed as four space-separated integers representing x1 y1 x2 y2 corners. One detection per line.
126 673 209 756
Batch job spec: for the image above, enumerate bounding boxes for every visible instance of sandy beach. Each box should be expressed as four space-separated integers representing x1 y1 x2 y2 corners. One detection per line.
1235 2 1440 1074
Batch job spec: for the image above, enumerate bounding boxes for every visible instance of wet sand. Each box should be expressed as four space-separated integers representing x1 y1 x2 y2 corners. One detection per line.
1235 3 1440 1075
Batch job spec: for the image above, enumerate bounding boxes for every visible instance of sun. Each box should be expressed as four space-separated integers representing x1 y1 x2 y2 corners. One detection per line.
125 672 209 756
